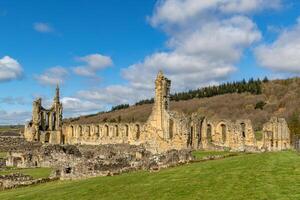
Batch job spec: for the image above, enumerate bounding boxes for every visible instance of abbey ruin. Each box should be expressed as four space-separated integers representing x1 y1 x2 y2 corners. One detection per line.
24 71 291 153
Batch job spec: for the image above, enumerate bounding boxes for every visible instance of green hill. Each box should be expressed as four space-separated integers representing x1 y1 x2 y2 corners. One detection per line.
1 151 300 200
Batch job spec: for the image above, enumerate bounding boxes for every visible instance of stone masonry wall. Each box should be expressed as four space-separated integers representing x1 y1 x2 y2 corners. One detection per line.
6 144 193 179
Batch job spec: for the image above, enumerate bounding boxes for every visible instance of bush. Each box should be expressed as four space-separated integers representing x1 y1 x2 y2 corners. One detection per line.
111 104 130 112
255 101 266 110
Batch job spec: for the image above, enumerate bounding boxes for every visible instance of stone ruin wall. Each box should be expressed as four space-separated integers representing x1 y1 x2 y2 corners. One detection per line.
4 144 193 180
24 85 63 144
62 122 145 146
23 71 292 153
262 117 291 151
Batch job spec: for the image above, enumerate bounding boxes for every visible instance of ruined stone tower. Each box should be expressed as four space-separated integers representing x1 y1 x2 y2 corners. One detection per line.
24 85 63 143
155 70 171 129
147 71 171 139
53 84 63 131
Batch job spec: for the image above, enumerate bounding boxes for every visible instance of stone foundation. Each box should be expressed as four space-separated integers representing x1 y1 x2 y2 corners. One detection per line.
6 144 193 180
0 173 58 190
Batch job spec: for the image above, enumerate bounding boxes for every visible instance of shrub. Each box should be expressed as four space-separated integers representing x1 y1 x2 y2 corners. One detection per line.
255 101 266 110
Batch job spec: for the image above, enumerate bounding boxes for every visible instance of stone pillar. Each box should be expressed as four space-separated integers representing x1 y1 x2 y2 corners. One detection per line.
49 112 53 131
152 71 171 135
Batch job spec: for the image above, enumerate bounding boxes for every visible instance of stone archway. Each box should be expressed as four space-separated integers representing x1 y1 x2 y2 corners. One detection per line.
136 124 140 140
105 125 109 137
241 123 246 138
45 132 50 143
207 124 212 143
115 125 119 137
61 134 65 144
169 119 174 139
70 126 74 137
125 124 129 137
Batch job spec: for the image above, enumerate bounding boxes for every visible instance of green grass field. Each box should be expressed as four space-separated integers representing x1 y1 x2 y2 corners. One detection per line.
0 152 7 158
192 150 240 160
0 167 52 179
0 151 300 200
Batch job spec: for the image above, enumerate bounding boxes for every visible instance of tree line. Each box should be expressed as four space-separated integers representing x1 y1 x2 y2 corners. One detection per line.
110 77 269 111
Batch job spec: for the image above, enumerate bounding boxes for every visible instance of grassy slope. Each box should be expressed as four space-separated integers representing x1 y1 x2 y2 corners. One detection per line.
0 168 52 179
1 151 300 200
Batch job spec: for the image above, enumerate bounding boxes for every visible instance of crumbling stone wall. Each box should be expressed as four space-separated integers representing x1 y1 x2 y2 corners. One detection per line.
262 117 290 151
23 71 291 153
0 136 41 152
24 85 63 144
199 118 257 151
0 173 58 190
6 144 193 180
62 122 145 146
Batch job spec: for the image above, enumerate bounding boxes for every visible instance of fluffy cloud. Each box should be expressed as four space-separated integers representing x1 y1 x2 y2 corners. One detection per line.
77 85 146 106
150 0 281 27
73 54 113 77
26 0 282 118
123 52 236 92
0 96 27 105
33 22 54 33
255 17 300 73
121 1 263 93
0 110 31 125
35 66 68 85
0 56 23 82
74 0 278 107
61 97 103 117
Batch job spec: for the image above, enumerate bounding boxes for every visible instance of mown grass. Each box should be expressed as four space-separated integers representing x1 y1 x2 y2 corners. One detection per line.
0 167 52 179
255 131 263 141
0 152 7 158
192 150 240 160
0 151 300 200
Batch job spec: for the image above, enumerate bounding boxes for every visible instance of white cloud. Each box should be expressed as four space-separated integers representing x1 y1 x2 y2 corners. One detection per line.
35 66 68 85
0 96 28 105
219 0 281 14
73 53 113 77
255 17 300 73
0 56 23 82
121 1 263 93
171 16 261 62
70 0 275 108
77 85 145 106
122 52 236 92
26 0 283 118
150 0 281 27
61 97 103 117
33 22 54 33
0 110 31 125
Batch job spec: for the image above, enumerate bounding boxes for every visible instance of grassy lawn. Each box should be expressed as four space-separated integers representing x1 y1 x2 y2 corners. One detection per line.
0 167 52 179
192 150 240 160
0 151 300 200
0 152 7 158
255 131 263 141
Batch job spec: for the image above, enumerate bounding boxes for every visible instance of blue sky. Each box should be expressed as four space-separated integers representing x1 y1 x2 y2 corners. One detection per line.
0 0 300 124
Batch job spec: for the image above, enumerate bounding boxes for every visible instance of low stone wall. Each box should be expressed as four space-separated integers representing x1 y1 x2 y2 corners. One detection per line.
0 173 58 190
0 136 41 152
6 144 193 180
